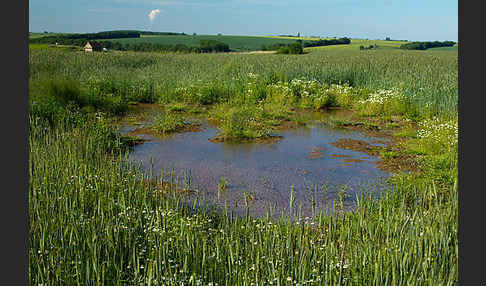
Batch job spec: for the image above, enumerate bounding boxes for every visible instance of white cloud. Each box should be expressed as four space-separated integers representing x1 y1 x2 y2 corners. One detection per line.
148 9 161 21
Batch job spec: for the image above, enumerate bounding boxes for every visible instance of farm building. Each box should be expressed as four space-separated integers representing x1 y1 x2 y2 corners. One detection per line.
84 41 102 52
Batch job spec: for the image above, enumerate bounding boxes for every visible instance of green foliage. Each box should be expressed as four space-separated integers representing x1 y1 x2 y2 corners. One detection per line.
353 88 410 117
88 113 126 153
277 45 290 54
29 98 82 128
415 117 458 155
360 44 378 50
28 30 141 46
197 40 230 53
46 77 83 105
101 34 323 52
151 113 188 134
37 77 128 116
303 37 351 48
102 39 231 54
276 42 304 54
400 41 456 50
211 104 271 140
173 80 230 105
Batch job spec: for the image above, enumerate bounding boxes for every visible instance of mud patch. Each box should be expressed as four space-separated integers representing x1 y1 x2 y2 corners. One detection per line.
342 158 365 163
308 146 326 159
331 154 354 158
329 138 420 173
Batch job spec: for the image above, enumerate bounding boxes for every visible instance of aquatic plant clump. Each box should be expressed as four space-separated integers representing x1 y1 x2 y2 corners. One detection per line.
151 113 189 134
211 104 272 140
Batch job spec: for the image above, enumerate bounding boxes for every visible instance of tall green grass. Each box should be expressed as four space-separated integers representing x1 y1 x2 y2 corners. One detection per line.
29 48 458 119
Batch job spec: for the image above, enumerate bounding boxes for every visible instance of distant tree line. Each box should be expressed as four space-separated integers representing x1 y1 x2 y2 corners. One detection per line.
302 37 351 47
29 37 90 46
60 30 141 40
278 34 299 38
260 37 350 53
29 30 188 46
29 30 141 46
260 41 303 54
30 30 140 42
276 42 304 54
29 30 231 53
98 39 230 53
400 41 456 50
138 31 186 36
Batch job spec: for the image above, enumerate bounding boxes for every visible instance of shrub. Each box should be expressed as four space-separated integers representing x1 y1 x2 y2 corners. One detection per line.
288 43 303 54
277 46 290 54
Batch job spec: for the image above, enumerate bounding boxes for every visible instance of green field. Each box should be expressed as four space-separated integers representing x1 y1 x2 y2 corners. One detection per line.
102 34 321 51
305 39 458 53
305 39 404 52
427 45 458 52
29 41 458 285
29 43 82 51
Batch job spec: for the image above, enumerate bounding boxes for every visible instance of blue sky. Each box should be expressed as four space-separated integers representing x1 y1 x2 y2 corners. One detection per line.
29 0 457 41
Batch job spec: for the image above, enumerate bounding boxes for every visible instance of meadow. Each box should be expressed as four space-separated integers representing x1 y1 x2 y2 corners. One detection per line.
29 43 458 285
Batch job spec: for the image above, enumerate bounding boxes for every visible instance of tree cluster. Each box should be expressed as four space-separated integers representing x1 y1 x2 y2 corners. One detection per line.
29 30 188 46
100 40 230 53
400 41 456 50
261 37 350 53
302 37 351 48
138 31 186 36
29 31 141 46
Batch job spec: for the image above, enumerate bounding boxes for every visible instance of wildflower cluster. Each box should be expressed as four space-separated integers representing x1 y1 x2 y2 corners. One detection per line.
267 78 354 110
266 82 294 106
355 87 408 116
416 117 458 152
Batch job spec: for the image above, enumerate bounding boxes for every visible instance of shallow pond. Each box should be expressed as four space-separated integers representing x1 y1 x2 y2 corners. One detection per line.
120 106 391 219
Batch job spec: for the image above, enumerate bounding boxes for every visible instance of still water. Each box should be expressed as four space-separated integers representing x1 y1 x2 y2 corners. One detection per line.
120 107 391 218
